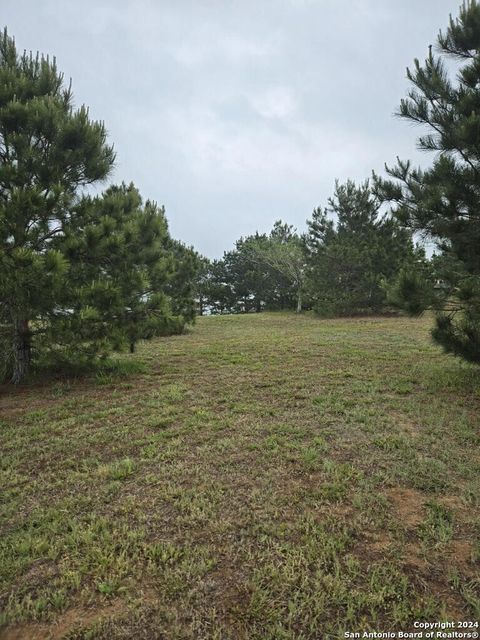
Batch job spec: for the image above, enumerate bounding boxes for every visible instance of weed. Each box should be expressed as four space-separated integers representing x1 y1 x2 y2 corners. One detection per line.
97 458 136 481
418 501 454 546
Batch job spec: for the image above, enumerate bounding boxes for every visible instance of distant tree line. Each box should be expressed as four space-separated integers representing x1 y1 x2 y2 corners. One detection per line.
196 180 421 317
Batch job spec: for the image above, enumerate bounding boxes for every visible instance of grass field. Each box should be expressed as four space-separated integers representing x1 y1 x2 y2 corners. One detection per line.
0 313 479 639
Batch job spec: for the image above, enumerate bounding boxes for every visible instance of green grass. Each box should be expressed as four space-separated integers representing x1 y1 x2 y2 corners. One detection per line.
0 312 479 638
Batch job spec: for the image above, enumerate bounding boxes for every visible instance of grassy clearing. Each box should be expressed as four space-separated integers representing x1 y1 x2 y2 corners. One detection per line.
0 312 479 639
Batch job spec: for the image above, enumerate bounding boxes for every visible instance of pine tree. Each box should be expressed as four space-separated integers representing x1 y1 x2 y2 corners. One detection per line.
164 238 200 326
306 180 418 316
55 183 186 360
373 0 480 364
202 259 237 314
0 32 196 381
0 30 114 381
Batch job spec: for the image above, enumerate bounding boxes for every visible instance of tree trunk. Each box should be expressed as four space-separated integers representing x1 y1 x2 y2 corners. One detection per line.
11 318 31 384
296 289 302 313
130 341 136 354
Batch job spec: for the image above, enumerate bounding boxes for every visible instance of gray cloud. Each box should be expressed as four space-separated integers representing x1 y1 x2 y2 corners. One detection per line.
3 0 456 257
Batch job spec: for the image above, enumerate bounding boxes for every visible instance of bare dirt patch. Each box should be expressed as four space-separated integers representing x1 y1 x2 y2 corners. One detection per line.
0 601 123 640
386 487 426 528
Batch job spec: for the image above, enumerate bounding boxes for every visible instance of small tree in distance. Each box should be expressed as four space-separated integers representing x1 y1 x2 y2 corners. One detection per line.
248 222 306 313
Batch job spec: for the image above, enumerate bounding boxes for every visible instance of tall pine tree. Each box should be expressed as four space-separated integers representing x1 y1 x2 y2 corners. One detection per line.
374 0 480 364
0 32 197 381
0 30 114 381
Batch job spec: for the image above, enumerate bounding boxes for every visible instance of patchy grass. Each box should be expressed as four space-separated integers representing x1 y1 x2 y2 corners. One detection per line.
0 312 479 639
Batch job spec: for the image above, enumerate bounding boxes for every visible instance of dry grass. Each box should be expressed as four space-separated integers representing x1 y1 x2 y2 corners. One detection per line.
0 312 479 639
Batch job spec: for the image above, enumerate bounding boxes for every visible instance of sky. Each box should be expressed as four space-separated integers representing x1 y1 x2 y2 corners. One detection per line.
3 0 458 258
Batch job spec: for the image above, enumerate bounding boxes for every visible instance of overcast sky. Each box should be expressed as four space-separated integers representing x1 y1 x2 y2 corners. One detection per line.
3 0 457 257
